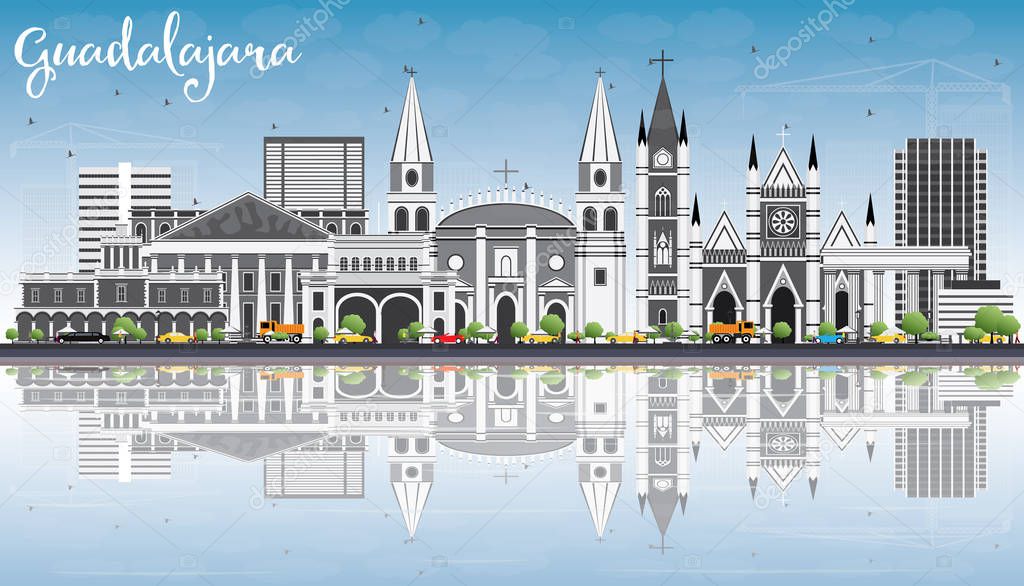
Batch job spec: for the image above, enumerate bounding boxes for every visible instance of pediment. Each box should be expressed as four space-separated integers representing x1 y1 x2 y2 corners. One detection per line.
705 212 743 250
159 192 330 241
540 277 573 289
764 148 804 187
823 212 861 248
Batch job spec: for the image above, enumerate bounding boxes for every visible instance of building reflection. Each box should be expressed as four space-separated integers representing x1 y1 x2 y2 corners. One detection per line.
11 363 1016 542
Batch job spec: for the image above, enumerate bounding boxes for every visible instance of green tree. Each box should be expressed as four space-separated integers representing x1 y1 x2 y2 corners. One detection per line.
408 321 425 339
568 331 583 343
212 328 226 342
974 305 1004 343
466 322 494 342
456 327 468 338
963 326 985 343
818 321 837 336
272 331 289 341
803 334 814 342
313 326 330 344
539 314 565 337
772 321 792 342
195 328 209 342
663 321 684 341
510 321 529 341
30 328 44 343
397 328 410 342
899 370 930 387
5 328 18 343
584 321 603 343
900 311 929 343
997 314 1021 342
869 321 889 337
688 334 700 343
340 314 367 335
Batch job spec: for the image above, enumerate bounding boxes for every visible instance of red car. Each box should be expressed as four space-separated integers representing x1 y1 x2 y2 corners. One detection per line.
431 333 465 344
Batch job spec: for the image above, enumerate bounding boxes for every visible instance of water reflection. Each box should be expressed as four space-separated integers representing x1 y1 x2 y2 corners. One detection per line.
7 364 1017 546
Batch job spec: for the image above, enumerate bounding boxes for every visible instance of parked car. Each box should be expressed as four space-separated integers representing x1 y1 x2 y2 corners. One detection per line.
605 331 648 344
980 334 1006 344
55 331 110 344
814 333 846 344
871 331 907 344
431 333 465 344
157 332 195 344
521 332 560 344
334 332 375 344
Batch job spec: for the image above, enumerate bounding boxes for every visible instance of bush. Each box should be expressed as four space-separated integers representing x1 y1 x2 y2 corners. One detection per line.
997 314 1020 340
963 326 985 343
6 328 18 343
772 321 792 341
900 311 929 342
688 334 700 343
921 331 939 342
539 314 565 337
584 321 603 343
397 328 410 341
195 328 209 342
466 321 493 342
340 314 367 335
408 321 425 338
212 328 226 342
272 331 288 341
663 321 683 340
974 306 1004 340
30 328 44 342
803 334 814 342
869 321 888 337
818 321 837 336
510 321 529 341
313 326 330 343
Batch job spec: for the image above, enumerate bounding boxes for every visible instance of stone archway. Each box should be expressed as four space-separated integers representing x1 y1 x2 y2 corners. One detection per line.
380 294 421 344
770 288 797 343
454 301 467 334
835 290 849 330
712 291 737 324
544 300 567 339
337 294 378 338
495 294 517 345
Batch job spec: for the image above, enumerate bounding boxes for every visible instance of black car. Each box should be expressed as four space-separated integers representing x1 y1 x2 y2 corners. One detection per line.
55 331 110 344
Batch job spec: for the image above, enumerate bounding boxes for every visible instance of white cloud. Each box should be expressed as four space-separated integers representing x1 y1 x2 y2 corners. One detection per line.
898 8 974 48
365 11 441 51
447 18 561 81
597 13 673 43
678 8 755 48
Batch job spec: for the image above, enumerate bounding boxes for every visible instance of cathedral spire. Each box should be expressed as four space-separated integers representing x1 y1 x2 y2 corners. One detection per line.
580 76 621 163
866 193 876 226
392 75 432 163
581 481 620 538
691 193 700 226
678 110 688 146
748 135 758 170
392 480 432 540
637 111 647 146
808 135 818 170
648 78 677 145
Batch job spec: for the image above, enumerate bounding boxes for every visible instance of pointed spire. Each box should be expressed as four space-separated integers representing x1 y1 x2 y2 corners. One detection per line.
580 77 621 163
808 135 818 170
637 110 647 146
809 477 818 499
866 441 876 461
691 193 700 226
866 193 876 226
391 480 432 539
581 482 620 538
679 110 688 146
648 79 677 145
391 76 432 163
638 492 647 514
748 135 758 170
678 493 688 515
691 441 700 460
748 476 758 499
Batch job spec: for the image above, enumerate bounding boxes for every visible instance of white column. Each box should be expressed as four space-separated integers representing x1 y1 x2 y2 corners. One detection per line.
283 254 294 324
525 226 537 326
862 271 875 337
475 225 487 323
204 254 212 273
256 254 267 323
229 255 240 329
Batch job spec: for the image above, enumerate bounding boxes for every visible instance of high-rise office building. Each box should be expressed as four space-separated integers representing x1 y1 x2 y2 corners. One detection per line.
77 163 171 272
263 136 365 210
894 138 987 320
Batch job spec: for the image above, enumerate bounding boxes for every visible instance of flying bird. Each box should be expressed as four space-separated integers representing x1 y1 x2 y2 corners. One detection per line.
523 182 530 190
114 89 121 96
27 117 36 125
751 45 759 54
272 123 278 130
994 58 1002 67
67 484 73 490
66 149 76 158
866 108 876 117
868 36 875 44
192 197 200 207
283 549 290 555
608 83 615 89
384 106 390 113
417 17 426 26
784 123 790 129
163 98 172 107
164 518 171 524
26 506 33 512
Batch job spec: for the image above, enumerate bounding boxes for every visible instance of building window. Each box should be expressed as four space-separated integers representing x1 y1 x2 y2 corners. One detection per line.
658 308 668 325
350 257 359 270
203 288 212 304
410 257 418 271
594 268 607 286
604 207 618 231
325 222 337 234
406 168 419 187
654 186 671 217
339 258 348 271
115 284 127 303
180 289 189 304
157 288 166 304
594 402 607 414
386 257 395 271
54 289 62 303
374 257 383 271
270 302 281 322
362 257 371 271
395 207 409 231
583 207 598 231
594 169 607 188
398 257 407 271
313 291 324 311
242 272 254 292
30 288 39 304
76 288 86 303
415 207 429 231
500 255 513 277
115 391 127 404
433 292 445 311
269 272 282 292
350 223 362 235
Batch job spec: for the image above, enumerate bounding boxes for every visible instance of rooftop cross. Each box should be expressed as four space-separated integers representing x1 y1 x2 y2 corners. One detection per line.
493 466 520 486
493 159 519 186
776 124 791 148
595 67 605 78
407 66 417 77
649 49 673 79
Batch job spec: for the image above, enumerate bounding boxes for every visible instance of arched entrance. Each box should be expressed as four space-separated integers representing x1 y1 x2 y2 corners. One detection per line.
770 288 797 343
338 294 377 339
835 290 849 330
545 300 567 339
712 291 737 324
380 294 420 344
454 301 467 334
433 317 445 335
495 295 517 345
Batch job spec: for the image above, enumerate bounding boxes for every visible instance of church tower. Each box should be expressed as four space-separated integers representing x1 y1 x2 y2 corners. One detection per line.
575 72 626 333
576 370 625 540
636 51 690 330
387 72 436 234
389 436 435 541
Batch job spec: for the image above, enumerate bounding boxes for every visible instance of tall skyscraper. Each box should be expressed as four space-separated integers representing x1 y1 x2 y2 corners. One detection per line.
894 138 988 321
77 163 171 272
263 136 365 210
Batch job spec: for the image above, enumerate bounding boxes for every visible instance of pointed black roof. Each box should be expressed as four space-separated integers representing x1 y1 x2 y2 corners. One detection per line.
866 193 876 226
691 193 700 226
748 135 758 170
637 110 647 146
647 78 677 147
808 135 818 170
679 110 688 146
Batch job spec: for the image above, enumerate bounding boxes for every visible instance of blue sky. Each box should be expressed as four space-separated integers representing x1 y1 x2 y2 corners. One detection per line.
1 1 1022 318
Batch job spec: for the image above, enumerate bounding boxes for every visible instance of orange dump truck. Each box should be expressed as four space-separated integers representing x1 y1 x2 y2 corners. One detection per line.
707 321 756 344
258 320 304 344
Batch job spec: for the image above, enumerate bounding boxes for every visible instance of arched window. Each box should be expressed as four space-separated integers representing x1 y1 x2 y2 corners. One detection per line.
415 207 429 231
409 257 418 271
350 257 359 270
394 207 409 231
603 207 617 231
325 222 337 234
655 232 671 266
362 257 372 271
603 439 618 454
500 255 513 277
398 257 407 271
374 257 383 271
583 207 598 231
386 257 395 271
135 224 147 242
582 438 598 454
658 308 668 325
350 223 362 235
158 222 171 235
654 186 671 217
339 258 348 271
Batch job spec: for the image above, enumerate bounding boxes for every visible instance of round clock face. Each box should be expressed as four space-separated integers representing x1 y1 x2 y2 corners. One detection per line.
447 254 464 270
769 434 799 454
769 208 798 237
548 254 564 271
654 152 671 167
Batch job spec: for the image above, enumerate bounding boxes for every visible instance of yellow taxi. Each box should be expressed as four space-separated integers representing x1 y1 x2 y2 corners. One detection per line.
871 331 907 344
157 331 195 343
334 332 375 344
980 334 1006 344
521 332 560 344
605 331 648 344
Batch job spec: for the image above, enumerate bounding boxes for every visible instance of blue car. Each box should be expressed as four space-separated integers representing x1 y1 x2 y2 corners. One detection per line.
814 333 846 344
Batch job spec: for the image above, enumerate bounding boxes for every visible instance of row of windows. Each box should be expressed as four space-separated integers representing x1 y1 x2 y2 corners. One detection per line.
339 257 420 272
394 207 430 231
582 206 618 231
155 288 214 304
29 288 88 304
